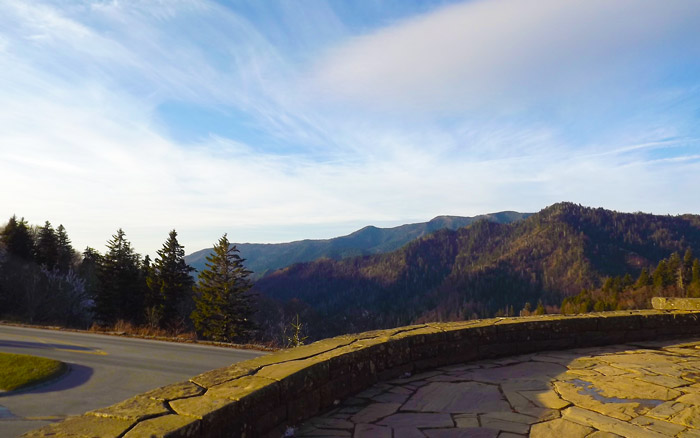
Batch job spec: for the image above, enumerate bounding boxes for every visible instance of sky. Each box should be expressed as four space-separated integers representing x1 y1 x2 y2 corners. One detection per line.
1 0 700 258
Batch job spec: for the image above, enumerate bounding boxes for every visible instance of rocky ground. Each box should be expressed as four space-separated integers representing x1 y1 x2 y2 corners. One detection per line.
293 338 700 437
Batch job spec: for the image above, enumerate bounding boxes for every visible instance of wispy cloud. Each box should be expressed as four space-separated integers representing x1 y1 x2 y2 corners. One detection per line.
1 0 699 256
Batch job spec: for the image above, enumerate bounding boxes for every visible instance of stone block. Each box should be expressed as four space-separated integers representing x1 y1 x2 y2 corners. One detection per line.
320 371 375 408
413 357 441 372
190 363 257 389
251 403 286 436
207 376 281 415
170 393 242 438
467 324 501 343
326 344 370 379
479 341 533 359
88 395 169 421
22 415 135 438
652 297 700 311
596 313 643 332
377 363 413 382
143 381 206 402
357 337 412 372
410 341 441 362
256 356 330 396
123 414 201 438
436 339 479 366
287 389 321 423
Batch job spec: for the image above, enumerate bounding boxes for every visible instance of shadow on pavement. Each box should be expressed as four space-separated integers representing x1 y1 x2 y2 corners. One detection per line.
0 339 98 353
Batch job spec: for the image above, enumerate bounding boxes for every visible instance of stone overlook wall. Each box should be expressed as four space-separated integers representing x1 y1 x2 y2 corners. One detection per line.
25 310 700 438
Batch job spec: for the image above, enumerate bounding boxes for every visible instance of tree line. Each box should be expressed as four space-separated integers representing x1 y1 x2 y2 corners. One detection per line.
253 203 700 341
0 216 254 343
561 249 700 314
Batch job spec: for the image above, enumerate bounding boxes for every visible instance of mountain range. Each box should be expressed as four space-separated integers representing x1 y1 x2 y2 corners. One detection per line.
252 203 700 342
185 211 531 279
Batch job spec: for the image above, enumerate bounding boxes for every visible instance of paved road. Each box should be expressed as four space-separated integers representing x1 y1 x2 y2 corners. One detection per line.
0 324 265 437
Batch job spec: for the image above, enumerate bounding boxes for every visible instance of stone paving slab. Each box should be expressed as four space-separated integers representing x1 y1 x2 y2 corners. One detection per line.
293 339 700 437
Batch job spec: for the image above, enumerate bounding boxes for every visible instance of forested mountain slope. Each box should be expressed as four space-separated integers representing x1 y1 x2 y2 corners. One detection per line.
253 203 700 341
185 211 530 279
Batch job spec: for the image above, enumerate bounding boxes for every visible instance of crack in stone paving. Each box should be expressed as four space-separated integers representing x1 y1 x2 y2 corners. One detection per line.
292 339 700 437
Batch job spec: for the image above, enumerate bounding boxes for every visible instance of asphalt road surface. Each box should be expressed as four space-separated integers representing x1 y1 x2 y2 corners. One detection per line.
0 324 265 437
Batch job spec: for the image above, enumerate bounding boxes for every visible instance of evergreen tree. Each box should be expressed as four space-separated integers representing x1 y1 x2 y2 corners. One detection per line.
1 216 34 317
35 221 59 268
652 260 672 289
191 234 255 342
684 248 694 271
79 247 102 304
1 216 34 261
621 273 633 289
635 268 651 288
691 259 700 297
148 230 194 329
56 225 75 273
668 252 683 290
95 229 143 324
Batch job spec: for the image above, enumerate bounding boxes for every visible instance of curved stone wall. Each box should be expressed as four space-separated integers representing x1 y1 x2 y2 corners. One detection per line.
24 310 700 438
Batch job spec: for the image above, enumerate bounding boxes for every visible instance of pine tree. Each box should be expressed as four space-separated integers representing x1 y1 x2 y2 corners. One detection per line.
1 216 34 318
684 249 694 271
652 260 672 289
191 234 255 342
79 247 102 305
148 230 194 329
56 224 75 273
35 221 59 268
285 314 308 347
635 268 651 288
690 259 700 297
95 229 143 325
1 216 34 261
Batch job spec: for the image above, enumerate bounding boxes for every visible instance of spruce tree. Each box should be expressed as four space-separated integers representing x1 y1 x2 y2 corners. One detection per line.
191 234 255 342
79 247 102 305
652 260 672 289
96 229 143 325
35 221 59 268
148 230 194 329
690 259 700 297
1 216 34 261
0 216 34 318
56 224 75 273
635 268 651 288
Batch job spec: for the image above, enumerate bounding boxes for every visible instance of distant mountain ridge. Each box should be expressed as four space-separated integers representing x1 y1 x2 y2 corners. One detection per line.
252 203 700 341
184 211 531 279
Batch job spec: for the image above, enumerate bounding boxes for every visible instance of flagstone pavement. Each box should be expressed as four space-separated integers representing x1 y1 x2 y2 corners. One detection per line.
292 338 700 438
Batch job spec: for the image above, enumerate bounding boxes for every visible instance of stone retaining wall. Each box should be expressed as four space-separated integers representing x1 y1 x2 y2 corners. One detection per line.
24 310 700 438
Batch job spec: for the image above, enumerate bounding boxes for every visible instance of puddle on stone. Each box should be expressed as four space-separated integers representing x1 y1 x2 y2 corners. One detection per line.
0 405 17 419
570 379 663 408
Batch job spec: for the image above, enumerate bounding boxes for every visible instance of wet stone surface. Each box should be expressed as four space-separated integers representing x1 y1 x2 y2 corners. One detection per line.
293 339 700 437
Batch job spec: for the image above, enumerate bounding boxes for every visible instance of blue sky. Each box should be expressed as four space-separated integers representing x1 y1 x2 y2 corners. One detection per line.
1 0 700 257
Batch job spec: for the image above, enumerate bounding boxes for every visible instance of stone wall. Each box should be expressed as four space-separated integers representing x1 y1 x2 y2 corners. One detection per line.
24 310 700 438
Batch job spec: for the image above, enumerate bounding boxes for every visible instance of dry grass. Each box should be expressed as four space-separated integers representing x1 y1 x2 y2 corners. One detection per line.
0 352 67 391
88 320 197 340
